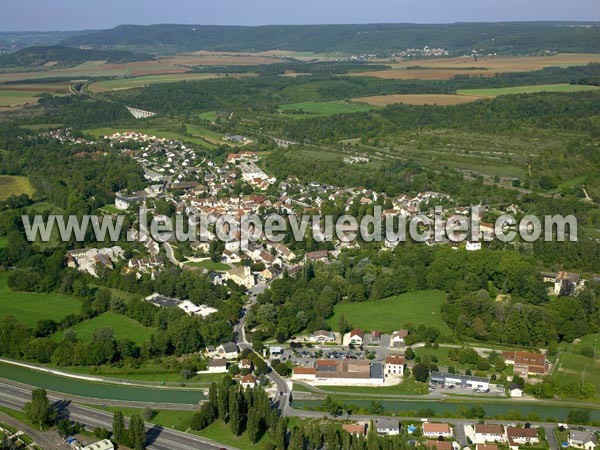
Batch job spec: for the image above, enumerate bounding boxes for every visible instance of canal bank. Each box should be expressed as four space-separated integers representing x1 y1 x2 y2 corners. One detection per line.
0 361 205 404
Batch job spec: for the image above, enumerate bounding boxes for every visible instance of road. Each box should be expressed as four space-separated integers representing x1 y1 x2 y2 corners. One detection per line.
0 381 234 450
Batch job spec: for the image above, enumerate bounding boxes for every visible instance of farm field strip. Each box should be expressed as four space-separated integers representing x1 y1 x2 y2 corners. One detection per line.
352 93 483 105
457 83 600 97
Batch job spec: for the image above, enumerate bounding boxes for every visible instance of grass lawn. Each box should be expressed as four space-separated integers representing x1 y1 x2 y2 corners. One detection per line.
0 273 82 327
312 378 428 396
457 83 600 97
99 204 123 215
552 351 600 393
0 175 35 200
90 405 196 431
194 419 275 449
0 235 7 249
51 312 155 345
198 111 218 122
183 260 230 271
185 123 226 143
87 73 236 92
279 100 378 117
327 290 451 334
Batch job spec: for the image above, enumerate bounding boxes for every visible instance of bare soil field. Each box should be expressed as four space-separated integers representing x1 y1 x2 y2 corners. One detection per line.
352 69 493 80
353 93 482 106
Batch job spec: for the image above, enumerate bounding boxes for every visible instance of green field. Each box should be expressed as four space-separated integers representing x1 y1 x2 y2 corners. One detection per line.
327 290 451 334
0 175 35 200
99 204 123 214
88 73 248 92
0 273 82 327
0 236 7 249
185 123 227 143
198 111 218 122
183 260 230 271
90 405 196 431
457 83 600 97
552 343 600 393
194 419 275 449
305 377 429 396
279 100 378 117
52 312 155 345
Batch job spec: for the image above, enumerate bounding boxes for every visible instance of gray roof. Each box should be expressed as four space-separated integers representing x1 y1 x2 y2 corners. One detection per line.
377 418 400 430
220 342 239 353
570 430 597 444
370 362 383 380
208 359 227 367
431 371 489 384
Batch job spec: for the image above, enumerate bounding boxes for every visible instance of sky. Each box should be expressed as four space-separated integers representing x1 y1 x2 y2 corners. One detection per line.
1 0 599 31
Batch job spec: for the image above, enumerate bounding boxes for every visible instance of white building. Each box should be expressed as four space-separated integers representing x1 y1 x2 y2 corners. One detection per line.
423 423 453 439
82 440 115 450
207 359 228 373
384 354 405 378
376 418 400 435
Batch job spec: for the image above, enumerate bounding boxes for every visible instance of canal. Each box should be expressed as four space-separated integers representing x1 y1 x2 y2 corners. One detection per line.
292 399 600 421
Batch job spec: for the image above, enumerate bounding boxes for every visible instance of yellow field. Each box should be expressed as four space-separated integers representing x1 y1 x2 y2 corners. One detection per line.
0 83 70 107
353 93 482 106
0 175 35 200
88 72 256 92
355 53 600 80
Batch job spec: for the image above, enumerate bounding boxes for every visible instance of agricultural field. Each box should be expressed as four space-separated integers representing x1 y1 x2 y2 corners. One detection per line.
0 175 35 200
457 83 600 97
87 72 255 93
51 312 156 345
185 123 228 145
0 83 70 107
0 273 81 327
198 111 218 122
327 290 451 334
552 351 600 393
194 420 276 450
353 93 482 106
280 100 378 117
358 53 600 80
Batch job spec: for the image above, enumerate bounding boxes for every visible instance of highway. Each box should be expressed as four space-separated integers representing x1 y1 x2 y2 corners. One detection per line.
0 380 232 450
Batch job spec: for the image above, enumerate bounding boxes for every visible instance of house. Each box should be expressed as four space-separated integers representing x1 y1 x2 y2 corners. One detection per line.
349 329 364 346
430 372 490 390
506 427 539 450
502 351 549 376
376 418 400 435
370 330 382 343
508 383 523 398
473 424 504 444
342 423 367 436
115 191 148 210
391 330 409 346
269 346 283 357
384 355 405 378
305 250 329 262
208 359 228 373
423 423 453 439
224 265 255 289
424 441 453 450
291 367 317 381
476 445 498 450
241 374 257 389
309 330 336 344
82 440 114 450
239 359 253 371
554 271 580 295
569 430 598 450
218 342 239 359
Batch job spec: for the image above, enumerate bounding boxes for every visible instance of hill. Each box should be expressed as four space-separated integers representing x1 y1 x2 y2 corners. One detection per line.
0 45 151 68
62 22 600 55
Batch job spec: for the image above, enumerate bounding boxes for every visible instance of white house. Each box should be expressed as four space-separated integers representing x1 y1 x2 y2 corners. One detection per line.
217 342 239 359
241 374 257 389
391 329 409 346
506 427 539 450
207 359 228 373
569 431 598 450
376 418 400 436
384 354 405 378
82 440 114 450
423 423 453 439
472 424 505 444
509 383 523 398
348 329 364 346
309 330 336 344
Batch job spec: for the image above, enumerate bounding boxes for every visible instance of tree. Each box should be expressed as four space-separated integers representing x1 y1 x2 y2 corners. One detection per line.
23 389 55 429
229 387 243 436
247 407 260 444
412 363 429 383
128 414 146 450
112 411 125 443
405 347 415 360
